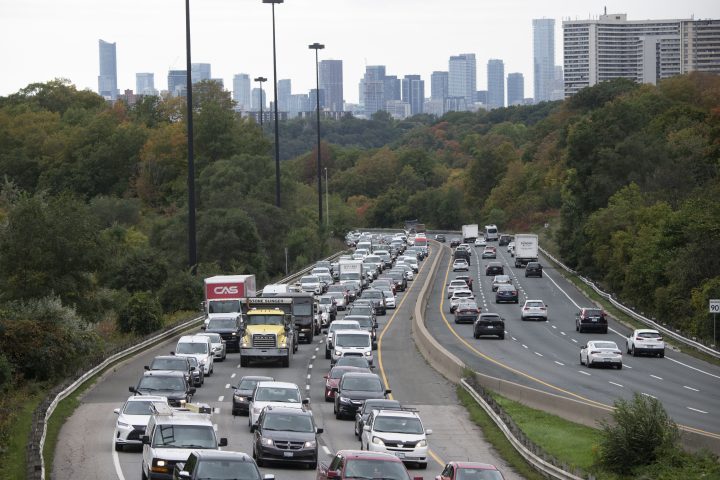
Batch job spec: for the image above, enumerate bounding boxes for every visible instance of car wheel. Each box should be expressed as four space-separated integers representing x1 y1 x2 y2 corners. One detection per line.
579 354 584 366
498 334 505 340
336 410 342 420
587 359 593 368
515 299 519 304
627 343 631 354
575 323 579 332
521 316 526 321
617 364 623 370
602 327 608 334
631 346 638 357
240 356 248 367
141 466 148 480
282 357 290 368
254 450 264 467
114 442 123 452
473 331 479 339
419 462 427 470
659 350 665 358
309 459 317 470
207 367 212 377
325 348 331 359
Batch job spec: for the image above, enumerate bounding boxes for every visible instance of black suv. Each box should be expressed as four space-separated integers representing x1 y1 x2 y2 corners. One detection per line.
333 372 391 419
435 234 446 242
173 450 268 480
204 315 242 352
232 375 274 416
485 262 504 276
525 262 543 278
576 308 608 334
474 313 505 339
252 406 323 469
130 370 195 407
498 234 513 246
145 355 194 385
450 238 461 247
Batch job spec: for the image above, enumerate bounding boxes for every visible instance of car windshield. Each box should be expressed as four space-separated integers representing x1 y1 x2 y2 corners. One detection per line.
330 323 360 333
186 357 198 367
480 315 501 322
263 412 314 432
348 317 373 329
151 358 187 370
200 333 222 343
342 376 383 392
350 307 373 316
454 292 473 298
335 357 370 368
254 387 301 403
208 300 241 314
344 459 410 479
196 461 259 478
176 342 208 355
457 468 504 480
239 378 269 390
374 416 424 434
245 314 284 325
336 333 370 348
585 309 602 317
526 301 544 307
330 367 359 379
301 276 319 284
494 276 510 282
450 281 467 287
123 400 155 415
364 291 382 298
208 318 236 329
138 376 185 391
152 425 215 448
638 332 662 339
593 342 618 350
320 297 333 304
497 285 515 292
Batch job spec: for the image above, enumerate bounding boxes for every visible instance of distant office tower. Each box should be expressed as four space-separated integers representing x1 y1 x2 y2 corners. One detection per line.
550 66 564 100
384 75 401 102
288 94 309 117
98 39 118 101
136 73 156 96
309 89 326 111
233 74 252 110
251 87 267 111
358 78 366 106
533 18 555 103
475 90 488 105
487 59 505 109
385 100 411 119
278 79 292 111
167 70 187 97
431 71 449 100
448 54 476 110
402 75 425 115
362 65 386 116
563 13 720 97
319 59 344 111
191 63 211 84
444 96 467 113
507 73 524 106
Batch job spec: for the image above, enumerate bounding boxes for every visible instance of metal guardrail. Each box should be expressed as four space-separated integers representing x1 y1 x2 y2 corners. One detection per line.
539 247 720 359
36 250 348 480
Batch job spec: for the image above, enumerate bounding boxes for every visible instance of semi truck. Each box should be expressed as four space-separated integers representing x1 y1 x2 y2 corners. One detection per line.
239 297 295 367
203 275 256 326
514 234 539 268
462 224 479 243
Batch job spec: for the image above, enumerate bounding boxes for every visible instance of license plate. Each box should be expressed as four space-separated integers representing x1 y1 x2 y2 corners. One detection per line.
591 318 598 322
283 451 294 457
395 452 405 459
486 325 494 329
603 358 611 362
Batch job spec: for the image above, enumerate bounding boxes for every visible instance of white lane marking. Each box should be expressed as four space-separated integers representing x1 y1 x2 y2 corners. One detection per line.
312 355 316 360
665 357 720 380
322 445 332 455
218 396 224 402
230 373 236 379
687 407 708 414
214 408 220 414
522 344 528 349
315 346 320 351
237 364 241 368
578 370 591 376
543 271 581 309
560 332 566 336
684 386 699 392
306 384 310 390
609 381 624 388
213 423 218 431
511 337 517 341
551 325 557 329
554 361 565 366
641 392 656 399
650 374 663 380
307 374 311 380
225 384 230 389
309 364 313 369
112 433 126 480
534 352 543 357
571 338 577 343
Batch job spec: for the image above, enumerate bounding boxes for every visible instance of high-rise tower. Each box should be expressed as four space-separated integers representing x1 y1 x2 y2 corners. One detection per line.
98 39 118 101
533 18 555 103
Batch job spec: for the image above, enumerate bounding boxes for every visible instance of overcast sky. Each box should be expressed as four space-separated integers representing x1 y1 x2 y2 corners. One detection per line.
1 0 717 103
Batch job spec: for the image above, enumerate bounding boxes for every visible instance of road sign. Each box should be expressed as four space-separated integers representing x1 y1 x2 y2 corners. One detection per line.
710 299 720 314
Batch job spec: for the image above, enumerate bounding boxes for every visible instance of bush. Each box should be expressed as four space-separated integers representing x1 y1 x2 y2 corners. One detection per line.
158 271 203 313
105 248 169 293
595 392 679 475
117 292 163 335
0 353 13 390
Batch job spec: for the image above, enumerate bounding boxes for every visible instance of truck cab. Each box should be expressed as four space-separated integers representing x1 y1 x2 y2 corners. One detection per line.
240 299 295 368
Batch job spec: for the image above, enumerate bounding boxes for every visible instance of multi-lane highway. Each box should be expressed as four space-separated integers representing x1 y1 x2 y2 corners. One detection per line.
52 245 523 480
427 241 720 437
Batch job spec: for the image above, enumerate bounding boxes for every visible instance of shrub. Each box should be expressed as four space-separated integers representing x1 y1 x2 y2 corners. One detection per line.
158 271 203 313
117 292 163 335
595 392 679 474
0 353 13 390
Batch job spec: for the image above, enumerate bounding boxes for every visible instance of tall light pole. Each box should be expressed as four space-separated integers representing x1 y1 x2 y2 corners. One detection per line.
309 42 325 226
263 0 283 208
254 76 266 127
324 167 329 227
184 0 197 273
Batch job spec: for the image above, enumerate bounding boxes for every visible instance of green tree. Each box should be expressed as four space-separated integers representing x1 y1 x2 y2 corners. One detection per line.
117 292 163 335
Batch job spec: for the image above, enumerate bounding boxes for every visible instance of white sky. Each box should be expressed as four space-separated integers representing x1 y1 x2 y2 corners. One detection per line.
1 0 717 102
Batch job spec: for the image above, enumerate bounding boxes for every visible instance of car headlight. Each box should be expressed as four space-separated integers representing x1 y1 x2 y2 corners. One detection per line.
371 436 385 446
339 396 352 404
364 351 372 356
335 350 342 356
304 440 317 448
417 439 427 447
280 341 287 347
231 332 237 336
155 460 166 467
117 421 130 428
234 395 247 402
261 437 274 446
242 342 249 347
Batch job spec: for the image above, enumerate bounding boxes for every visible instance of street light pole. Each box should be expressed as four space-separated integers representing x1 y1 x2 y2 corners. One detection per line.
309 42 325 226
184 0 197 273
263 0 283 208
254 76 267 127
324 167 329 227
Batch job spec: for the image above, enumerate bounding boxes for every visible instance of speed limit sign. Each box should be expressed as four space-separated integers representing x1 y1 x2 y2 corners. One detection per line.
711 299 720 313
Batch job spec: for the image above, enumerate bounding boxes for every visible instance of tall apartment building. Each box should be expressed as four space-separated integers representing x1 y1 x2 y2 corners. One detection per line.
319 59 344 111
431 71 449 100
362 65 386 116
191 63 211 84
533 18 555 103
563 13 720 97
98 39 118 101
507 73 524 106
402 75 425 115
448 54 476 109
487 59 505 109
233 74 252 111
167 70 187 97
251 87 267 111
136 73 156 96
278 79 292 112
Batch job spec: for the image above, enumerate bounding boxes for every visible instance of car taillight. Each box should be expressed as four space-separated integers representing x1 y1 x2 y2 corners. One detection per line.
590 350 600 354
636 337 643 341
540 307 546 310
523 307 529 310
614 351 622 355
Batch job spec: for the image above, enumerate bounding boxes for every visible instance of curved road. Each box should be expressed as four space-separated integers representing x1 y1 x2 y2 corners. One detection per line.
53 245 524 480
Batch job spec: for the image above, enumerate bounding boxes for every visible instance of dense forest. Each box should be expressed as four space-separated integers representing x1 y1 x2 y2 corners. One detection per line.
0 73 718 391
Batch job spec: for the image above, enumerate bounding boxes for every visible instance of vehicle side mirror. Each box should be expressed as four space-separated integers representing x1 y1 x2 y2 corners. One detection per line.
144 365 150 371
327 472 341 479
316 427 324 434
323 375 329 379
170 351 175 355
141 435 150 445
188 387 197 395
219 438 228 447
114 408 120 415
426 428 433 435
200 325 206 330
302 398 310 405
581 345 586 349
331 387 339 393
189 366 195 371
247 396 253 401
128 386 136 394
385 389 392 395
177 472 191 480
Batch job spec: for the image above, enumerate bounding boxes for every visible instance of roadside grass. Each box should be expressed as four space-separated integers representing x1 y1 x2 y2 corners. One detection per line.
2 385 44 480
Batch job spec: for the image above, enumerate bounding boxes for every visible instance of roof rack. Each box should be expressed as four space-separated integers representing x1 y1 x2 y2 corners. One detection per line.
150 401 212 416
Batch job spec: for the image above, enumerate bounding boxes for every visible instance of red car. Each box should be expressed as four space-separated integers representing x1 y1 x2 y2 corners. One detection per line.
317 450 424 480
323 366 369 401
436 461 505 480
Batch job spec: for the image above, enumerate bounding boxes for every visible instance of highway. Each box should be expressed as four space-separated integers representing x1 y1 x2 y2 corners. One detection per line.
426 241 720 437
52 244 523 480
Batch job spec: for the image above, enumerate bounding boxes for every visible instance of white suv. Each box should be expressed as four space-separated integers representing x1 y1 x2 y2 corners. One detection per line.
248 381 308 430
113 395 168 451
626 329 665 357
325 319 361 359
449 289 475 313
521 299 548 321
360 408 432 469
332 330 373 366
175 335 214 376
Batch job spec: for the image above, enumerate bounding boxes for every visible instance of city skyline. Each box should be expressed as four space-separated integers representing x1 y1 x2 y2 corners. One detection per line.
1 1 717 102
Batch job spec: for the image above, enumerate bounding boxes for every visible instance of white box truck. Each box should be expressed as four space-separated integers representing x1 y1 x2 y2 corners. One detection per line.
338 259 364 288
462 224 479 243
514 234 539 268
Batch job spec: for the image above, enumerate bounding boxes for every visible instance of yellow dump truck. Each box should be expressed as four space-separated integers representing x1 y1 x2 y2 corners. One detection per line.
239 298 294 368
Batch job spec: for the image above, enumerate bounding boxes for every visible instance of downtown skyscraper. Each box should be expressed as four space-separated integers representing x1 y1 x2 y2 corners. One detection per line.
402 75 425 116
507 73 524 106
487 59 505 109
448 53 476 109
533 18 555 103
98 39 118 101
319 59 344 112
233 74 252 111
136 73 156 96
